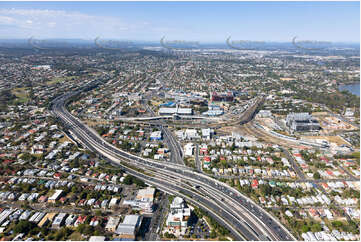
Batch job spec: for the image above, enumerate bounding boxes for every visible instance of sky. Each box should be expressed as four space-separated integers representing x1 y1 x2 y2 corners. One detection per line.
0 1 359 43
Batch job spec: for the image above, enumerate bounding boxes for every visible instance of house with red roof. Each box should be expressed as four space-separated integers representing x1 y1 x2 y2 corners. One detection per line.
203 156 211 168
321 183 329 190
308 208 319 218
53 173 61 179
326 170 334 176
59 197 67 204
78 199 86 206
74 216 87 227
200 147 208 155
38 196 48 203
251 179 258 189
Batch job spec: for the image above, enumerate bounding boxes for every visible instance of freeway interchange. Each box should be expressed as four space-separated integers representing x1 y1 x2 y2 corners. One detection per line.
142 101 184 165
50 83 296 241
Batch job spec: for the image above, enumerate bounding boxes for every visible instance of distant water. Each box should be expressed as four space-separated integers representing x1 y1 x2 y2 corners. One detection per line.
339 83 360 97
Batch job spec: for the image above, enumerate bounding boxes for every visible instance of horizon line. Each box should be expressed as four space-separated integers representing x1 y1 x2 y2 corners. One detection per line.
0 38 360 44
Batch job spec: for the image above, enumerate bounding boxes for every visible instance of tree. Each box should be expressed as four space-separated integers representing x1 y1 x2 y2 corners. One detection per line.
331 221 343 228
84 225 94 235
260 184 272 196
54 227 71 240
122 175 145 187
313 172 321 180
40 226 49 236
164 232 176 238
311 223 322 233
71 186 78 194
20 153 33 162
301 224 310 233
210 230 217 238
218 225 229 236
230 142 236 151
95 210 102 217
76 223 86 234
123 175 133 185
14 221 37 234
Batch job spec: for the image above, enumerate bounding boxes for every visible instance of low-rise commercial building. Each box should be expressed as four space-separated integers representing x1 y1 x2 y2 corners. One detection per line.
105 216 121 232
184 143 194 156
115 215 143 240
166 197 191 229
123 187 155 213
150 131 162 141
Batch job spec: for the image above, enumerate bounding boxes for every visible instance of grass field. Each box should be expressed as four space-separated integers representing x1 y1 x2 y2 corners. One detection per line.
301 135 351 146
69 232 83 241
84 119 110 127
46 76 75 86
11 87 29 103
59 135 71 143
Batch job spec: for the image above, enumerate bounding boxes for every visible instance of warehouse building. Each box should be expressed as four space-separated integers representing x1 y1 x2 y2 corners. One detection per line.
158 107 193 116
115 215 143 240
202 105 224 116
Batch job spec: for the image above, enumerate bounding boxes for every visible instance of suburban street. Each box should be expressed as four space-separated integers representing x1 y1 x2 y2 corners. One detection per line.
283 148 306 180
144 193 169 241
195 143 202 171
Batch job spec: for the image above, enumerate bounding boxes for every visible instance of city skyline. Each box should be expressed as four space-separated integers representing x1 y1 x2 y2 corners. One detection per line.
0 1 359 42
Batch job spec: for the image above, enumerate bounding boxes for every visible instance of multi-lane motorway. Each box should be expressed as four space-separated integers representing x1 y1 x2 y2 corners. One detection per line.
50 83 296 241
142 100 184 165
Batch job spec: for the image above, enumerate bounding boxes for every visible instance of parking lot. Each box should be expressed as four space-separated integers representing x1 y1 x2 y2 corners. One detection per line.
184 216 211 239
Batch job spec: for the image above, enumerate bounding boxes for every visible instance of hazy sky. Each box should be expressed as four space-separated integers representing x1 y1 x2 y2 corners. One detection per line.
0 1 359 42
